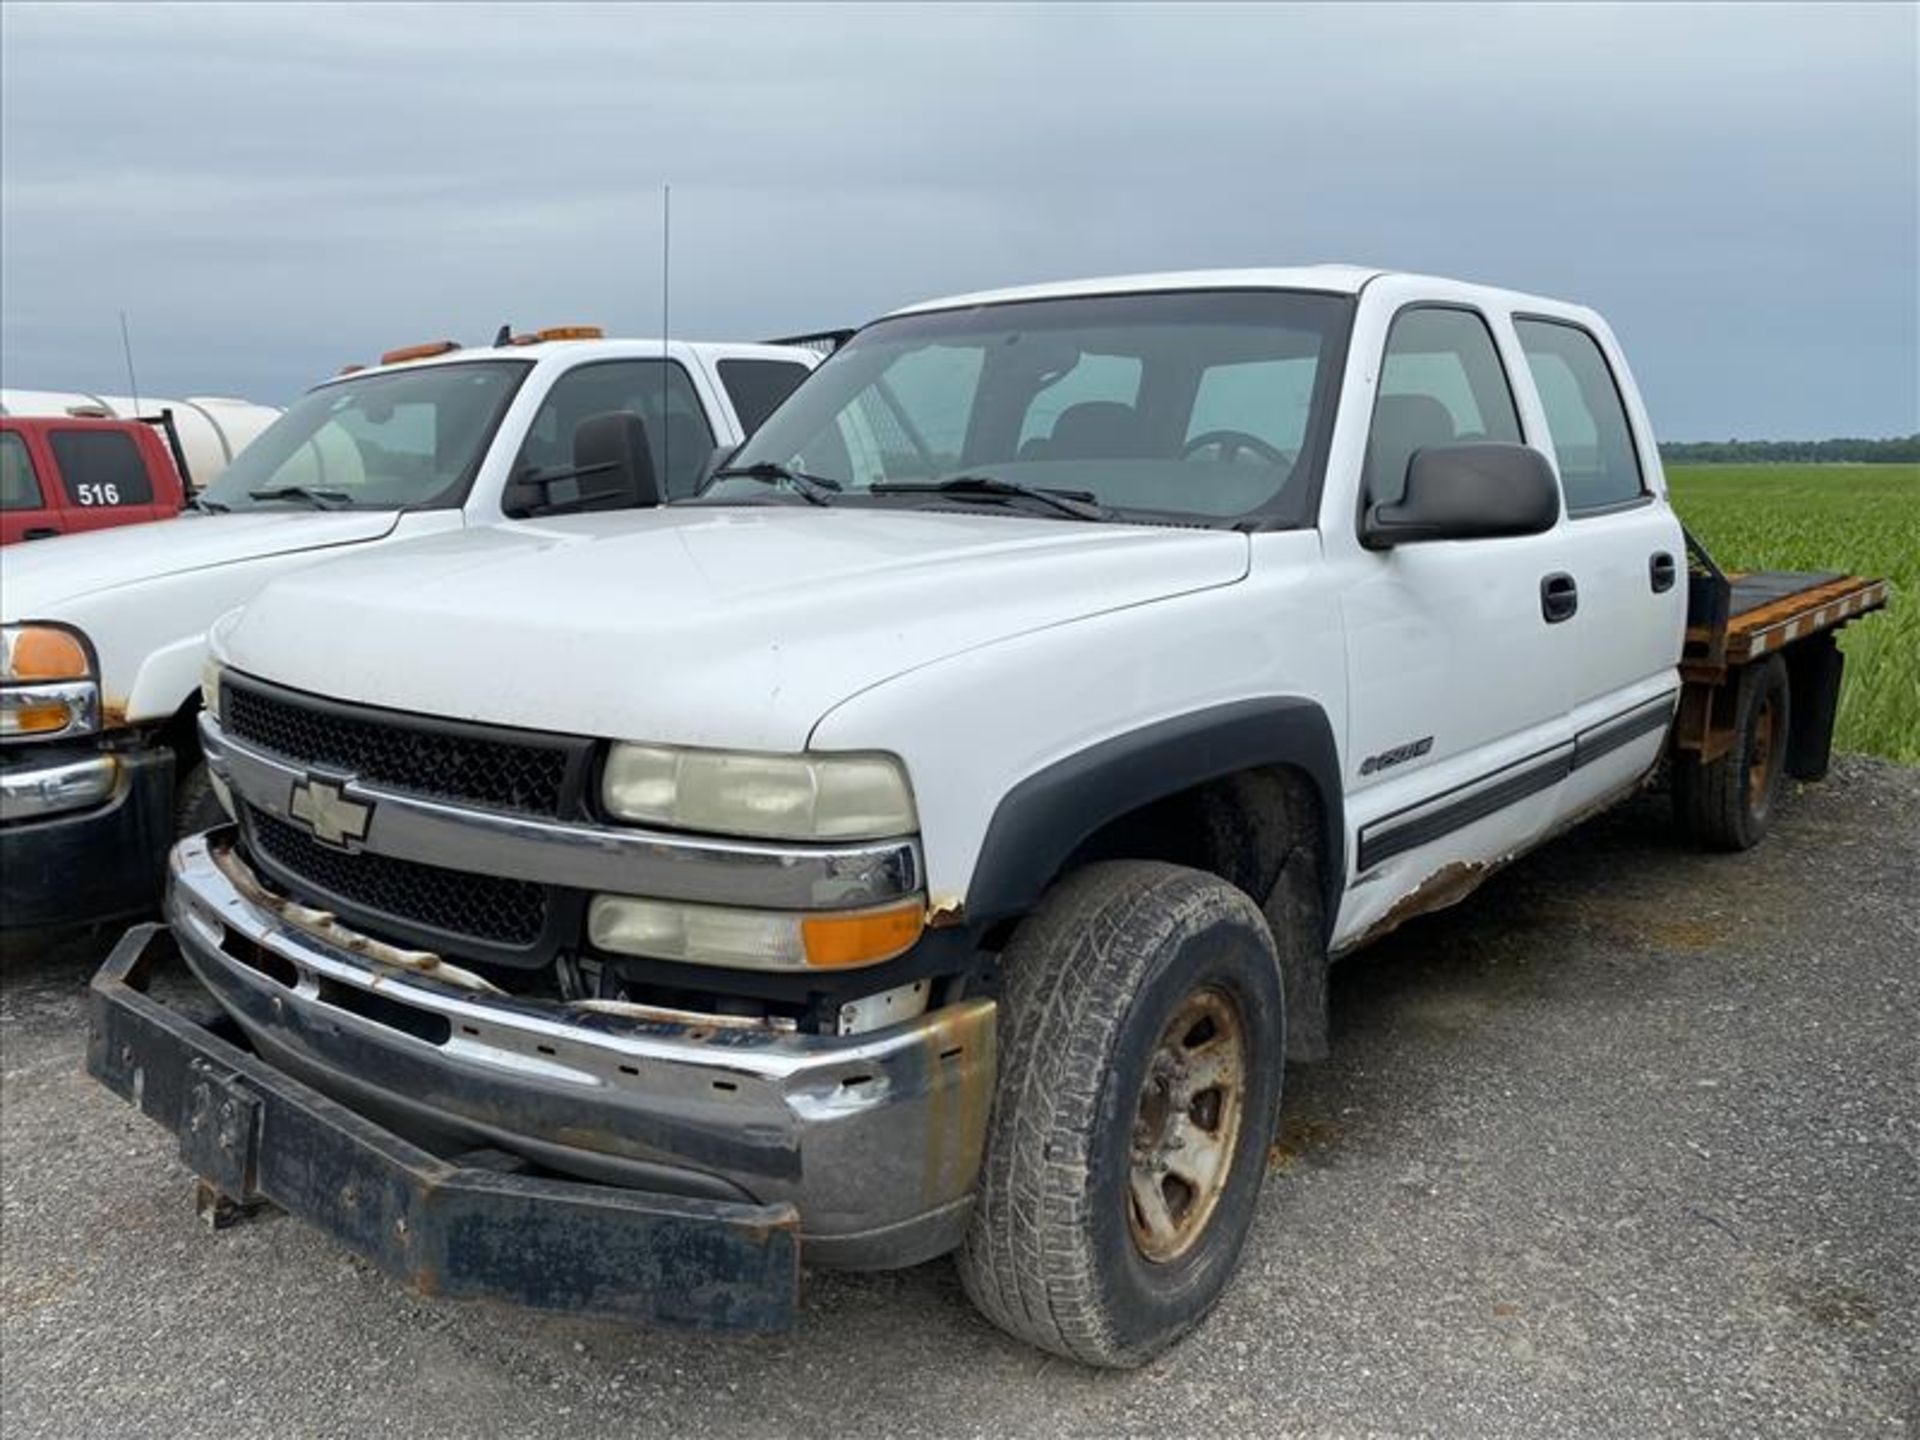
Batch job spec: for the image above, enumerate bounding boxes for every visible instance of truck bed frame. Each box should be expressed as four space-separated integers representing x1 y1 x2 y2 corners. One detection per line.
1673 529 1888 768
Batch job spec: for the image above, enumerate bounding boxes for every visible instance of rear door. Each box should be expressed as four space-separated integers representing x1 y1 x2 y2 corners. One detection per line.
43 425 168 534
1510 313 1686 818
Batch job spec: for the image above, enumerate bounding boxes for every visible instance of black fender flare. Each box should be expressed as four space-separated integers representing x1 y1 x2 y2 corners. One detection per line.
963 698 1346 939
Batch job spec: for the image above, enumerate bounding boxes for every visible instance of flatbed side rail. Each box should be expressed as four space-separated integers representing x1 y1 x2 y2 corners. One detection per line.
86 924 801 1334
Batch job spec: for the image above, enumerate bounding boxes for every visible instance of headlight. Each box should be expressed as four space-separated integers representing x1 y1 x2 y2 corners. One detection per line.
200 653 224 721
601 744 917 841
588 894 924 970
0 624 100 739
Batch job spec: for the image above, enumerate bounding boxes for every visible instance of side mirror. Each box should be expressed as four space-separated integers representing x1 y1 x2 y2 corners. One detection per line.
502 410 660 516
1363 442 1560 549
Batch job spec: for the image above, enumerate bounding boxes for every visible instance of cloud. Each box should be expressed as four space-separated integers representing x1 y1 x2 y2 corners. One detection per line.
3 2 1914 436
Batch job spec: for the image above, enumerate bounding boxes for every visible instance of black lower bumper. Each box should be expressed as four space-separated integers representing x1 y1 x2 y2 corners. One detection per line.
2 745 174 931
86 923 801 1333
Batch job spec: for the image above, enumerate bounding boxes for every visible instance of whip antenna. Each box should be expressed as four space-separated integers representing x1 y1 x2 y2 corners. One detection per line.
118 311 142 414
660 184 672 493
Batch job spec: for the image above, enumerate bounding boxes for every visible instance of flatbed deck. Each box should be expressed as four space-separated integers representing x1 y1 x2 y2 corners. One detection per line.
1682 567 1888 681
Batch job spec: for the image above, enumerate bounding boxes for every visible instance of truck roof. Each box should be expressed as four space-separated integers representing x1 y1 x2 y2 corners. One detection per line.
884 266 1591 319
324 337 818 390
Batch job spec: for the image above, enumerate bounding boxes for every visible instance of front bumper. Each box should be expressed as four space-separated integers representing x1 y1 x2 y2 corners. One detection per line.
87 923 800 1333
0 744 174 930
161 828 996 1269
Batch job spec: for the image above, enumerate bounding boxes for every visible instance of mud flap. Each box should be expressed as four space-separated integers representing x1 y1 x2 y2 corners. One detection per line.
1263 846 1329 1064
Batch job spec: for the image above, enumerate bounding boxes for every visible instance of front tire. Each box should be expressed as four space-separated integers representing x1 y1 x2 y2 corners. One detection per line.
957 861 1285 1367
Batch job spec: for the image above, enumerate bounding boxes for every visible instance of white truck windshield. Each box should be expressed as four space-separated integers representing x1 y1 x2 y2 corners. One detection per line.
200 361 530 511
710 290 1352 525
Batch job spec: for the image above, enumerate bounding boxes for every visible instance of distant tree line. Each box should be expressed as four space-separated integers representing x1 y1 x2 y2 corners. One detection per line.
1658 435 1920 464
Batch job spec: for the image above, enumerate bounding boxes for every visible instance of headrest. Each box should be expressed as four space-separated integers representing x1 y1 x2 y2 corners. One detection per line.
1046 401 1143 460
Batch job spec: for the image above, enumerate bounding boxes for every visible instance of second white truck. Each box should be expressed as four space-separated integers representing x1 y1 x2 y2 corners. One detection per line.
87 270 1885 1364
1 330 820 929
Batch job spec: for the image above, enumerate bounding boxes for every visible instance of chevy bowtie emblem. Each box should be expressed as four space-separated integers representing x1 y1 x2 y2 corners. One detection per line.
288 775 374 849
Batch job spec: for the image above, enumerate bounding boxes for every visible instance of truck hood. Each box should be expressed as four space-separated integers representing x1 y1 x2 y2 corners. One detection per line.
223 506 1250 751
1 510 401 615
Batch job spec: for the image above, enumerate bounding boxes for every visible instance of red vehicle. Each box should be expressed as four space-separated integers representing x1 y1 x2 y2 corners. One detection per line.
0 416 188 544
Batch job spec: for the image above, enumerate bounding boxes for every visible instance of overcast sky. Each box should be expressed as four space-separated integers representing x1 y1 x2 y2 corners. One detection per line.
2 2 1914 438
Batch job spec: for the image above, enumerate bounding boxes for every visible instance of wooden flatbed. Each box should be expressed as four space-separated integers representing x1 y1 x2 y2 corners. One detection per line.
1683 569 1890 680
1673 535 1889 771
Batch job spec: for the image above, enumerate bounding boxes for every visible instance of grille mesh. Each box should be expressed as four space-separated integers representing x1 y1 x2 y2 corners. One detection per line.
248 807 548 948
224 681 573 816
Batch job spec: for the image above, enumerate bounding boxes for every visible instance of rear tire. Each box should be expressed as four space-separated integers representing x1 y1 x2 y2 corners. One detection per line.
957 861 1285 1368
1673 654 1791 851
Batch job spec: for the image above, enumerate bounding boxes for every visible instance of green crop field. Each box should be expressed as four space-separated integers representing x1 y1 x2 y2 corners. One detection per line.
1665 463 1918 764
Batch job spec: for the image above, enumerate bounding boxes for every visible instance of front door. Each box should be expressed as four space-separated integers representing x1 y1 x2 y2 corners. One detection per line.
1333 304 1574 943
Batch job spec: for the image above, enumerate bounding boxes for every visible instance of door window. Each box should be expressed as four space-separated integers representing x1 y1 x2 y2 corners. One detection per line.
1514 319 1646 512
0 433 45 510
515 360 716 500
1366 308 1522 505
716 359 812 434
47 429 154 506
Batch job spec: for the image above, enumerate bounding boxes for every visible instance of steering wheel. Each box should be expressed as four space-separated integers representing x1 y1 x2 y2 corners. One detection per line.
1181 430 1291 467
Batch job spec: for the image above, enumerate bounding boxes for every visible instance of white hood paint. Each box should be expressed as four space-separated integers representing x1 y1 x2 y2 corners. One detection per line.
1 510 400 615
222 507 1251 751
1 509 411 724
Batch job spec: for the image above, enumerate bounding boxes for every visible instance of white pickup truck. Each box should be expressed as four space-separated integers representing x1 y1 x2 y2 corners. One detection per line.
86 269 1885 1365
0 330 820 929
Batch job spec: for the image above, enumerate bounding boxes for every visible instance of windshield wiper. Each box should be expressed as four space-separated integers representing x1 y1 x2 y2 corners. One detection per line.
183 494 230 514
870 474 1110 521
247 485 352 511
710 461 841 507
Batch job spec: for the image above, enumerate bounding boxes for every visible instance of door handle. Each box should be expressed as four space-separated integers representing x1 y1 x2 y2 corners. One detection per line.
1541 572 1578 623
22 527 60 540
1650 551 1677 593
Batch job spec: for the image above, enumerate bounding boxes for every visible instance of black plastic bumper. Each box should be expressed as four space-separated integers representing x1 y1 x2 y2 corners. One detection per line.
86 923 801 1333
1 745 173 931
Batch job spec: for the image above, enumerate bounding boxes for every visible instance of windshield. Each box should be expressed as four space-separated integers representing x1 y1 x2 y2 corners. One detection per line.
706 290 1352 525
200 360 531 511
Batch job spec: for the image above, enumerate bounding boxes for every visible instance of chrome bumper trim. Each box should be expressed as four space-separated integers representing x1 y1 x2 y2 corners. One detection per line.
165 830 994 1257
0 752 119 822
0 680 100 742
199 712 921 909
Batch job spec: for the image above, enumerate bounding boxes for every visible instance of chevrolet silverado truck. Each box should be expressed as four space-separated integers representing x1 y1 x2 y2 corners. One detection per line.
1 329 819 930
87 269 1886 1365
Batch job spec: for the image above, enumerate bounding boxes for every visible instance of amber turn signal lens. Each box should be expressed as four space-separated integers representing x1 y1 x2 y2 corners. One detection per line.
0 699 75 736
7 627 89 682
802 902 924 969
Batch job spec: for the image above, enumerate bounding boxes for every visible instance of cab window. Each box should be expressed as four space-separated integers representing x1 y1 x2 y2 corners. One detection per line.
0 432 45 510
1365 307 1522 506
1515 318 1646 512
515 360 715 500
716 359 811 434
48 429 154 506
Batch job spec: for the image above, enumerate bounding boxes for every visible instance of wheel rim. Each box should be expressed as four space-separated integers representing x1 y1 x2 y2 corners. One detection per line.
1749 693 1779 813
1127 985 1248 1263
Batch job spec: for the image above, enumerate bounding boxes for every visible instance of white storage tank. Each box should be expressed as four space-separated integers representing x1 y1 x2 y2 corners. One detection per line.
0 388 281 489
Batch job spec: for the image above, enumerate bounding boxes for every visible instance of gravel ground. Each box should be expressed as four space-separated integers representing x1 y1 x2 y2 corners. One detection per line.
3 759 1916 1439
